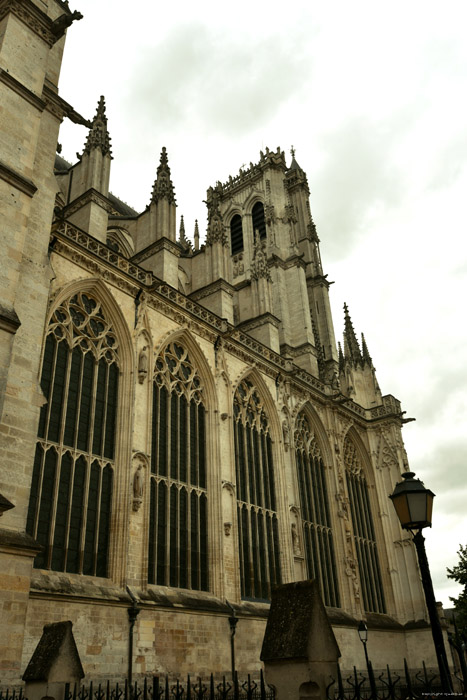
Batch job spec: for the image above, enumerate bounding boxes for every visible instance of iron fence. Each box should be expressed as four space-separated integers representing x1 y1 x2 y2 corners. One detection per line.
326 659 466 699
2 660 465 700
63 673 273 700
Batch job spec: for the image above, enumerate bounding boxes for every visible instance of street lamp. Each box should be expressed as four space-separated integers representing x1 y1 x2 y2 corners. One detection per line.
358 620 370 670
389 471 453 693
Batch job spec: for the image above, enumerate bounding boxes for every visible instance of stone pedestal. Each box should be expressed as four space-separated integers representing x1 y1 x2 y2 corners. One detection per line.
261 580 340 700
23 621 84 700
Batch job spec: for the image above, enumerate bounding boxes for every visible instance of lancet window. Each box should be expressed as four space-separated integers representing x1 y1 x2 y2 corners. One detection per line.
26 292 118 576
233 378 281 600
252 202 266 240
295 412 340 607
344 436 386 613
230 214 244 255
149 342 208 591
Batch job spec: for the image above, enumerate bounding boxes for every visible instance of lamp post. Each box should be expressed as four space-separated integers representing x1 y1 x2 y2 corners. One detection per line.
358 620 370 671
389 471 453 693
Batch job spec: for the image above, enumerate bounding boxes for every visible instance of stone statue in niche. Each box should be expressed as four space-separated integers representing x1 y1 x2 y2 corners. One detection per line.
138 345 148 384
345 552 360 600
291 523 301 556
132 464 144 511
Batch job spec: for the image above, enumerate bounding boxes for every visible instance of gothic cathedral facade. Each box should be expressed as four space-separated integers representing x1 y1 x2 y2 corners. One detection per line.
0 0 438 684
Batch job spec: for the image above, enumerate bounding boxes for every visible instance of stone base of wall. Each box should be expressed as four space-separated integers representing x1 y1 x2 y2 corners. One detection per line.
11 574 441 685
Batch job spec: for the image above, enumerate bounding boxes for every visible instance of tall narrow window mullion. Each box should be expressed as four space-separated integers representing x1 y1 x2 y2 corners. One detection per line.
234 379 281 601
149 342 208 591
294 412 340 608
28 293 117 577
38 335 56 440
344 437 386 613
48 341 69 444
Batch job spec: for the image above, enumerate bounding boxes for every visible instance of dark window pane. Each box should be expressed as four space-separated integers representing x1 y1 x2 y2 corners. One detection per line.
51 452 72 572
103 363 118 459
66 456 86 574
38 335 56 439
48 341 69 443
96 465 112 577
230 214 244 254
77 352 94 451
83 460 100 575
34 448 57 568
252 202 266 240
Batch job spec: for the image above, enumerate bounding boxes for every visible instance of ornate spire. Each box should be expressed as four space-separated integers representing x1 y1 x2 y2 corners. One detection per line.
289 144 301 171
193 219 199 250
361 333 372 365
178 215 191 252
83 96 112 157
311 313 326 380
338 342 345 372
151 147 176 205
343 303 362 363
205 184 227 246
250 240 271 281
194 220 200 250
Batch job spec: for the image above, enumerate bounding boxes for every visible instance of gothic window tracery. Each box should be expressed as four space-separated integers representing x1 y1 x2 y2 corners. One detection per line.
149 342 208 591
230 214 244 255
344 436 386 613
26 292 118 576
252 202 266 241
233 378 281 600
295 412 340 607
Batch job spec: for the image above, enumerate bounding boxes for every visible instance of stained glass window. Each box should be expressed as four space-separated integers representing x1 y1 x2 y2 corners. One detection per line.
233 378 281 600
149 342 208 591
344 436 386 613
26 292 118 576
295 412 340 607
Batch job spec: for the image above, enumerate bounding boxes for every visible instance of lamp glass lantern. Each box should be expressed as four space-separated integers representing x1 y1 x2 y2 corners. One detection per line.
389 472 434 531
358 620 368 644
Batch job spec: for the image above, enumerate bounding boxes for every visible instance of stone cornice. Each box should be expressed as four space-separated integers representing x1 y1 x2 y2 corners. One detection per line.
189 279 235 302
237 313 280 332
62 188 118 218
131 237 181 265
0 304 21 334
0 0 56 46
269 252 306 271
0 527 42 556
306 273 332 290
0 68 45 111
0 159 37 197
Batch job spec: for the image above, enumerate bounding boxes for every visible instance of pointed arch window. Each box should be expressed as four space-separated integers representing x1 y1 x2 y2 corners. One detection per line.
230 214 244 255
149 342 208 591
252 202 266 241
233 378 281 600
295 412 340 607
344 437 386 613
26 292 118 576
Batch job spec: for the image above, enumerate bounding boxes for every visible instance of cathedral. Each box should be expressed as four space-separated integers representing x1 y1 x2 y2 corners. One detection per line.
0 0 441 685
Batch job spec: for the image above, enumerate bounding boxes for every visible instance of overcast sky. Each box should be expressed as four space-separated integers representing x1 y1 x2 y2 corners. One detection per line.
58 1 467 607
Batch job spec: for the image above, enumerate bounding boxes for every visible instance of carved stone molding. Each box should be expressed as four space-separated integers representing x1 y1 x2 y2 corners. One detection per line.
63 188 119 218
131 237 181 265
0 68 45 112
0 159 37 198
0 0 56 46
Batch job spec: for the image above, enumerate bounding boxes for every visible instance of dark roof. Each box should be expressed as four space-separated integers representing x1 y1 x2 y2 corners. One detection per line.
108 192 139 217
54 153 73 172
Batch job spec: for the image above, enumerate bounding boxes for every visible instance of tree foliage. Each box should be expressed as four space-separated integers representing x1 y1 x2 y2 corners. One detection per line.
447 544 467 638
